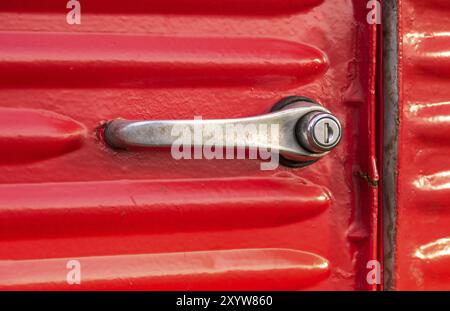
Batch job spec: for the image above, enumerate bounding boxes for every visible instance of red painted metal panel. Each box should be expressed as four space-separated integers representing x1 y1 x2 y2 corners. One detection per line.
0 249 330 290
395 0 450 290
0 1 378 290
0 108 86 164
0 33 328 88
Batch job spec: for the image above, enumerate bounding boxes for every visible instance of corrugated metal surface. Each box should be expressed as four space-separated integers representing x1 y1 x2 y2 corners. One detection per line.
395 0 450 290
0 1 378 290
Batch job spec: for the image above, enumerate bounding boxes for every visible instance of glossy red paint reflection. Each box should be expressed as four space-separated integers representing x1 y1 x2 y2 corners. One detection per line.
395 0 450 290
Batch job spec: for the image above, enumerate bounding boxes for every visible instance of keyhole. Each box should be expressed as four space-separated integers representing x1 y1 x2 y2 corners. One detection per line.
297 112 342 153
324 122 333 144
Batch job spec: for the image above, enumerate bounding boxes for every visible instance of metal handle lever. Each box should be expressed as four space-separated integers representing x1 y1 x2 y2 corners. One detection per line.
104 96 342 167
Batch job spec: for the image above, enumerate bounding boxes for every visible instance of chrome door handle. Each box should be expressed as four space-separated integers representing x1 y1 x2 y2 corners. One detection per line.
104 96 342 167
